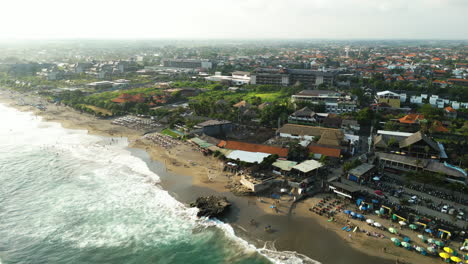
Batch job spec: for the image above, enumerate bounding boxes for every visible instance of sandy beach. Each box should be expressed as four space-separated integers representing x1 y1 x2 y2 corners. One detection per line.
0 88 446 264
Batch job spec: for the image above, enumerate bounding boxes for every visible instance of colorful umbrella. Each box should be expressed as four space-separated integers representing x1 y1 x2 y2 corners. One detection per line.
356 214 364 219
350 212 356 216
366 219 375 224
401 241 411 248
444 247 454 254
409 224 418 230
416 246 424 252
435 240 444 247
344 210 351 214
398 221 407 225
417 234 426 240
403 237 411 242
425 228 432 233
451 256 462 262
388 227 398 234
391 237 400 243
427 247 436 253
375 210 381 215
373 222 382 227
439 252 450 259
374 190 384 196
428 238 435 243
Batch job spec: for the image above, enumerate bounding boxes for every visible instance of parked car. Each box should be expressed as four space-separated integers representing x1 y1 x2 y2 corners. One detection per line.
441 205 449 214
457 211 465 220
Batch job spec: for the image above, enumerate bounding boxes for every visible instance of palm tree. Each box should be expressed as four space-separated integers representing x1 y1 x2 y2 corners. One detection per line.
424 145 430 158
415 159 422 172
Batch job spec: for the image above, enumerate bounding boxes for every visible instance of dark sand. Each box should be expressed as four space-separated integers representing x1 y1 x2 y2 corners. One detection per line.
131 147 395 264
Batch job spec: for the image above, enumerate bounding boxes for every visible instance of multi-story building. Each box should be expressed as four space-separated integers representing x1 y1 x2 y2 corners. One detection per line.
250 68 337 88
291 90 357 113
162 59 212 69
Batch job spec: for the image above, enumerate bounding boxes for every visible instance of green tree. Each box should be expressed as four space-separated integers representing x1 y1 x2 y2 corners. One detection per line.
287 143 309 162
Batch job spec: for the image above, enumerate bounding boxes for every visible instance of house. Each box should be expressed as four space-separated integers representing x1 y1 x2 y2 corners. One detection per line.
398 114 425 124
398 131 440 158
377 153 467 184
87 81 114 89
448 78 468 87
277 124 344 143
217 140 289 157
292 160 323 176
376 91 401 108
341 120 360 134
288 107 318 124
347 163 376 183
322 114 342 128
195 120 233 137
444 106 457 119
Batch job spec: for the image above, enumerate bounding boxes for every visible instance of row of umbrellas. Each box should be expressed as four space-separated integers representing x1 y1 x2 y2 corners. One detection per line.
343 210 365 219
439 252 464 262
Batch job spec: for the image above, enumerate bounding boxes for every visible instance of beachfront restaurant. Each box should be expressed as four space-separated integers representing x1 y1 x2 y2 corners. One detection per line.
347 163 375 183
272 159 298 176
291 159 323 178
329 182 360 199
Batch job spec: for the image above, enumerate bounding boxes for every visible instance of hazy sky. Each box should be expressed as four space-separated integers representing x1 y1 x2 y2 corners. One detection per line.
2 0 467 39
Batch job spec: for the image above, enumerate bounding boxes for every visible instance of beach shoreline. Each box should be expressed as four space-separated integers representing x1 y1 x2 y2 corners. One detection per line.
0 88 441 264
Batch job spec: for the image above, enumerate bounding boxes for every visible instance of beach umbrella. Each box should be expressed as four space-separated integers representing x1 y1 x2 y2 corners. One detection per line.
451 256 462 263
417 234 427 240
435 241 444 247
366 219 375 224
403 237 411 242
344 210 351 214
390 237 400 243
425 228 432 233
428 238 435 243
356 214 364 219
398 220 407 226
374 190 384 196
373 222 382 227
409 224 418 230
444 247 454 254
427 247 436 253
375 210 381 215
350 212 356 216
388 227 398 234
439 252 450 259
401 241 410 248
373 176 380 181
416 246 424 252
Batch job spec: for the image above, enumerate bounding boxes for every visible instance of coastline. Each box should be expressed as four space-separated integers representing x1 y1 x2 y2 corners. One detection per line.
0 89 439 264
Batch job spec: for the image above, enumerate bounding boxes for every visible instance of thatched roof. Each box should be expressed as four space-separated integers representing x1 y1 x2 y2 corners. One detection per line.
399 131 439 151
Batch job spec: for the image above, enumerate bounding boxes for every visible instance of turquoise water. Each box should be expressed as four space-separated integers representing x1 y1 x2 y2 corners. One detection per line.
0 104 287 264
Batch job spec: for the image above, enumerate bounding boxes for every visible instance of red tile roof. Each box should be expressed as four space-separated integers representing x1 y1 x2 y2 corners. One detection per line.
432 121 448 133
445 106 456 113
217 140 288 157
308 145 341 158
399 114 425 124
112 93 146 103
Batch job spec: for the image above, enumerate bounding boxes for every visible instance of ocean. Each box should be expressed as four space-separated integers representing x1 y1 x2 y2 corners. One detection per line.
0 103 316 264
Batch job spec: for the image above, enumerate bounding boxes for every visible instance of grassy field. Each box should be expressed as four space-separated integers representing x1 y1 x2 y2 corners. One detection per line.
80 104 113 115
161 128 181 138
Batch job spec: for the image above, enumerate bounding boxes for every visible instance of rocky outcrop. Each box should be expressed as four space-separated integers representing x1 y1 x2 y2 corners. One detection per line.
190 196 231 218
